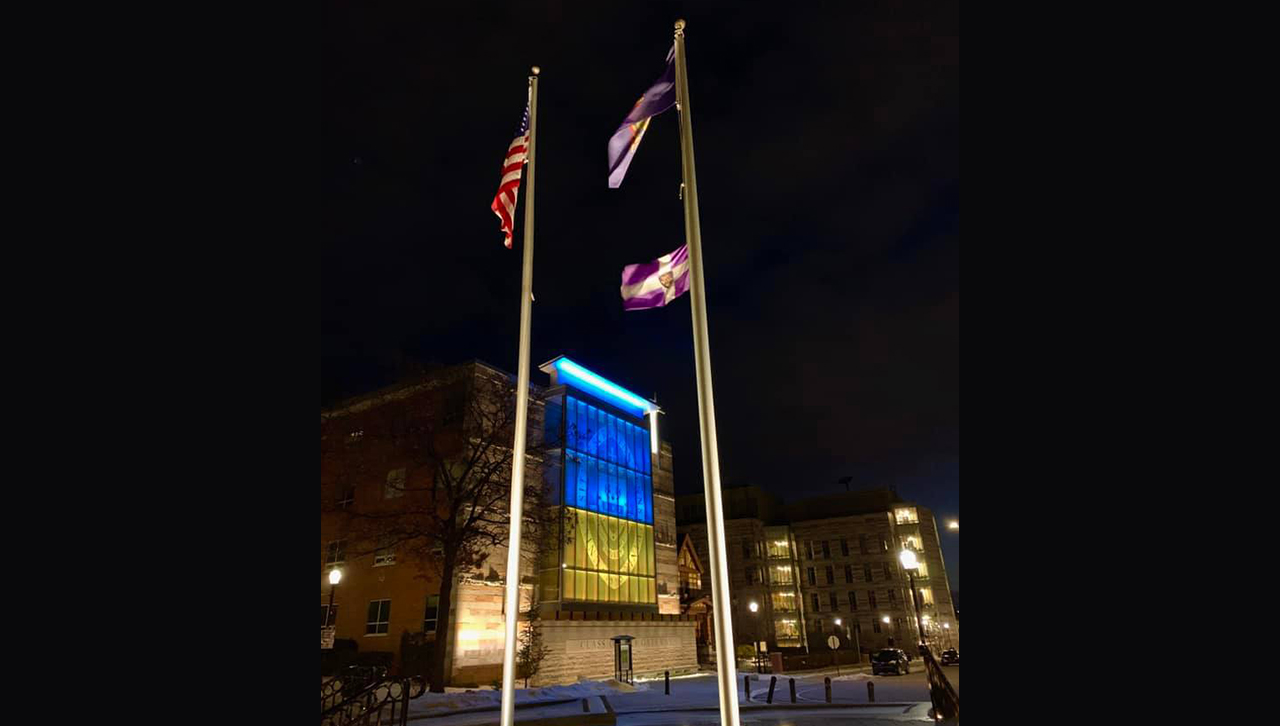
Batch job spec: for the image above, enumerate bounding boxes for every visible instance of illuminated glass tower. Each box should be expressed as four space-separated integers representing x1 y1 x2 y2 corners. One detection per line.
537 356 662 611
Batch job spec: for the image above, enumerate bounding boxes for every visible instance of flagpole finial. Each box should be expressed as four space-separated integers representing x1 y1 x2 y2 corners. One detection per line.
531 66 541 76
674 19 686 31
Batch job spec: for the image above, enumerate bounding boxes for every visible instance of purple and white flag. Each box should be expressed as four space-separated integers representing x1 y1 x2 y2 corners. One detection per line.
620 244 690 311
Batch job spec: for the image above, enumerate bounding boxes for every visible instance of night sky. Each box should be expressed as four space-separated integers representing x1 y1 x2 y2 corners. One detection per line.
323 1 959 592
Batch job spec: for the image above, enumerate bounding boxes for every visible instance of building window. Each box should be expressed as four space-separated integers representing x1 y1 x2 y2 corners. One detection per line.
325 540 346 568
883 563 892 580
385 468 406 499
807 567 816 586
863 565 873 583
337 486 355 509
859 535 868 554
844 564 854 583
815 619 824 634
828 592 838 611
424 595 439 633
880 535 889 553
771 591 797 612
825 565 834 585
745 566 755 584
767 538 791 559
774 617 801 646
374 539 396 567
894 507 919 525
321 604 338 628
915 561 929 577
918 587 935 606
806 541 815 560
872 618 882 634
848 591 857 610
868 591 877 608
347 429 364 444
888 589 897 606
743 540 753 559
366 599 391 635
821 541 831 559
771 565 793 585
811 593 820 612
901 534 922 552
841 538 849 557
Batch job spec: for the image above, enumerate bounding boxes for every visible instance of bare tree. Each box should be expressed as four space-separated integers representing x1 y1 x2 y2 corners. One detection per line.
321 363 560 692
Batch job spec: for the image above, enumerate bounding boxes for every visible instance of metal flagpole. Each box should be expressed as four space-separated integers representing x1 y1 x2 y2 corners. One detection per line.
499 65 539 726
673 20 741 726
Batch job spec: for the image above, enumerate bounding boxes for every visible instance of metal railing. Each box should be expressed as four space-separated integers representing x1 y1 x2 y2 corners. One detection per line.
321 675 426 726
918 645 959 720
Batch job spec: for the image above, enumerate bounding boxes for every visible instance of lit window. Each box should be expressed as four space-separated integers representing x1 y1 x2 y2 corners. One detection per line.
915 561 929 577
347 430 364 444
771 566 793 585
325 540 346 568
366 599 391 635
771 592 796 612
894 508 919 525
374 539 395 567
385 468 406 499
774 617 800 646
423 595 439 633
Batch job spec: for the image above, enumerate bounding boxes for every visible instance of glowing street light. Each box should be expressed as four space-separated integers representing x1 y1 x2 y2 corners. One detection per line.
899 549 927 652
325 568 343 638
747 601 761 673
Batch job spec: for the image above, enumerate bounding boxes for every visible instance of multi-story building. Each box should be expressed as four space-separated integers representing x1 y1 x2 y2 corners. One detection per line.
321 357 697 686
676 486 958 659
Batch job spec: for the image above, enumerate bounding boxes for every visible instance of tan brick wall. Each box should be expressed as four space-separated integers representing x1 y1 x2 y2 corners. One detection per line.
532 619 698 686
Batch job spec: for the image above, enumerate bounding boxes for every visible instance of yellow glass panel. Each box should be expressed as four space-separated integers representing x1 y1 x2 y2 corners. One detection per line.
563 569 575 599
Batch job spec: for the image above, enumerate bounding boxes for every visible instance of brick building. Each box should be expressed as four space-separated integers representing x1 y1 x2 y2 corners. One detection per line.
677 486 958 660
321 358 697 686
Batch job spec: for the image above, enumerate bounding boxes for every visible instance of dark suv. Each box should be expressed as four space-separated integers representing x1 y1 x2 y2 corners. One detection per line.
871 648 911 675
940 649 959 666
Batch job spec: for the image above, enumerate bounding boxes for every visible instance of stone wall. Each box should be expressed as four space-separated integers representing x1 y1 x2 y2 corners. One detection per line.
533 618 698 686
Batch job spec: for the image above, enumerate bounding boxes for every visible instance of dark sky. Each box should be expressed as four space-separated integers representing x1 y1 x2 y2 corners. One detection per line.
323 1 959 591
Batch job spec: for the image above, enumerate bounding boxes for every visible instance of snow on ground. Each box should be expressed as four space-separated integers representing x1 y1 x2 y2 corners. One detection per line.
409 677 645 714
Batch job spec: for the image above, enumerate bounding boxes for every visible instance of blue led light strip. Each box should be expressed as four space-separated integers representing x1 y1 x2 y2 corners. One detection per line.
554 358 654 417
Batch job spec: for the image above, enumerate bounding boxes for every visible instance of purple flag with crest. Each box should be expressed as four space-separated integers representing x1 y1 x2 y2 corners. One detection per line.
620 244 690 311
607 46 677 188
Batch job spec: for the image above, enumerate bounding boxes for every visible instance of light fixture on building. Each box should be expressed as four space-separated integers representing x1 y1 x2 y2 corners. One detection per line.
329 568 343 585
748 601 758 613
882 615 891 624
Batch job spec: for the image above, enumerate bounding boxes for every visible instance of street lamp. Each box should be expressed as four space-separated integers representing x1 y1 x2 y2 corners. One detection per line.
833 618 843 676
947 521 959 531
326 568 343 632
748 601 761 674
899 549 927 653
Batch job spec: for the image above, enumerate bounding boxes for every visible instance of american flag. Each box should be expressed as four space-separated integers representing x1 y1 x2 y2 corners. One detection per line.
490 100 530 248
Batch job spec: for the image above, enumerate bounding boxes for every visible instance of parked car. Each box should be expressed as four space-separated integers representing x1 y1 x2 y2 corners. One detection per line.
940 649 959 666
871 648 911 676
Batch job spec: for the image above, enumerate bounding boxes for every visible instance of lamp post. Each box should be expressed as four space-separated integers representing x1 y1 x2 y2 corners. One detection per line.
326 568 342 632
833 618 843 676
748 601 761 673
898 549 926 652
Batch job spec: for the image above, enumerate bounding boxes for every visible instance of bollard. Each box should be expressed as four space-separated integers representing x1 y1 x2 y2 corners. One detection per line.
767 676 777 704
789 677 797 703
744 674 751 701
824 676 832 703
867 681 875 702
664 670 670 696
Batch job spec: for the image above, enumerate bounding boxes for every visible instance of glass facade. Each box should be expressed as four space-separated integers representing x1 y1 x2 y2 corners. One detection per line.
564 396 652 523
557 392 657 607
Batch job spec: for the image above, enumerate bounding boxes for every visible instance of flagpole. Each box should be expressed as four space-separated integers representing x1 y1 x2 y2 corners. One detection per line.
673 20 741 726
500 65 538 726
